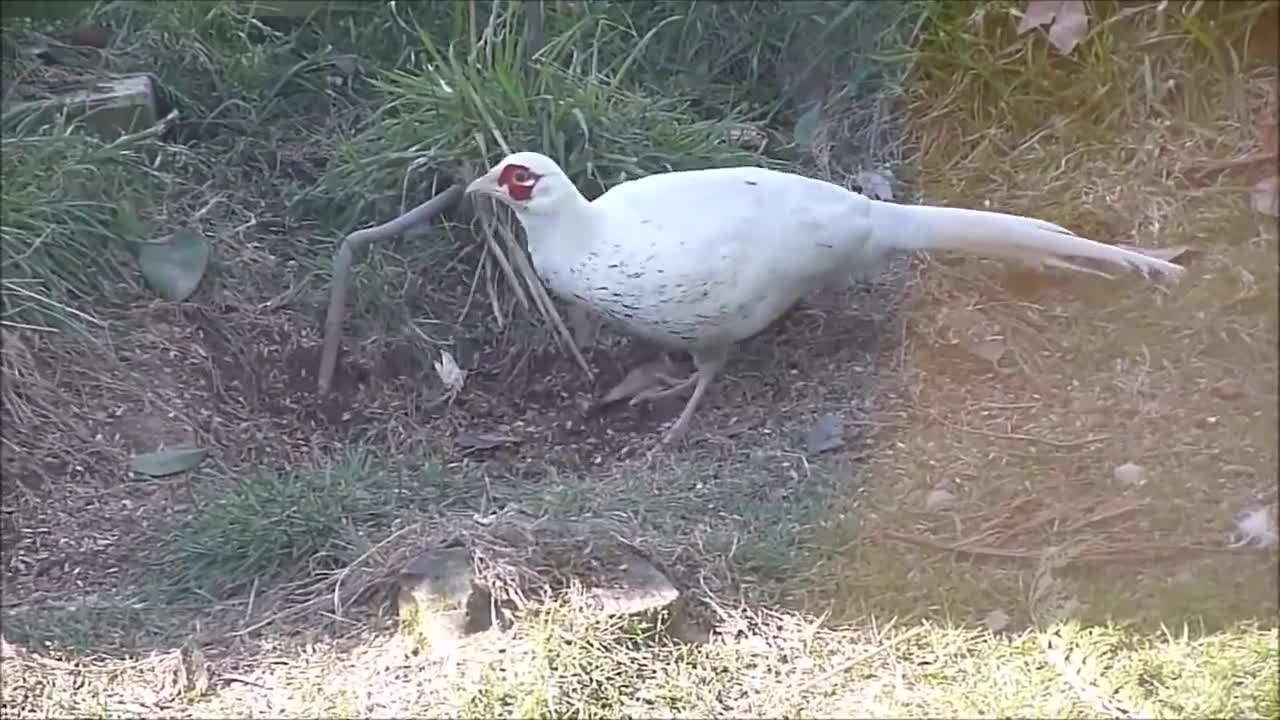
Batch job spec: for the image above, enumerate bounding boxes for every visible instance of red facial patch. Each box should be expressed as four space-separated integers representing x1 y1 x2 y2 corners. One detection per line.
497 163 540 202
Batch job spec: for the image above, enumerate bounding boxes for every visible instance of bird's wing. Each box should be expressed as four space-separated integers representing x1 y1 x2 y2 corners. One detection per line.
572 166 881 345
592 166 878 279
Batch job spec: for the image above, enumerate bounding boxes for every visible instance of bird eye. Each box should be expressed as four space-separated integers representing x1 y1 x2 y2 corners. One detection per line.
512 169 531 185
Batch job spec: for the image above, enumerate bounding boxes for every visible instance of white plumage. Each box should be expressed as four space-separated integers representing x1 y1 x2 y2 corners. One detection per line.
466 151 1185 446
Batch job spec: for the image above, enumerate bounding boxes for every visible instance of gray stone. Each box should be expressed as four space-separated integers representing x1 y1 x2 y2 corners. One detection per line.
574 549 679 616
15 74 157 139
396 546 492 649
572 549 711 644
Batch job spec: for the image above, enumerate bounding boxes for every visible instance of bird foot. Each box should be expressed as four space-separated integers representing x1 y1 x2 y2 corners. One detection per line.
627 373 696 406
658 415 693 446
643 416 691 460
595 355 695 408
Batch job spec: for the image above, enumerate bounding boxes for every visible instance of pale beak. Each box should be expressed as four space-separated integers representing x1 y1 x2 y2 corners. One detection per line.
465 168 501 197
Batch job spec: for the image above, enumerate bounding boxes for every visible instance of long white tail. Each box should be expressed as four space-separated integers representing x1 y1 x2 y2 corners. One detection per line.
865 200 1185 283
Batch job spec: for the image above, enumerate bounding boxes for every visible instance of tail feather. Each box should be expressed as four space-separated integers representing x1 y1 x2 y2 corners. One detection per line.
865 200 1186 284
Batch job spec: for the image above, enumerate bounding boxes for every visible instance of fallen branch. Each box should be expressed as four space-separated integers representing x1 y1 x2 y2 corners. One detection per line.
317 184 463 395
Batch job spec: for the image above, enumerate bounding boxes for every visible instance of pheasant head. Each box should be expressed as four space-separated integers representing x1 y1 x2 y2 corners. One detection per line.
465 152 583 218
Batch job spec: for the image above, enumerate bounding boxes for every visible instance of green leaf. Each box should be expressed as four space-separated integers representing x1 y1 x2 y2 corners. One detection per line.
131 447 209 478
792 103 823 151
138 227 211 302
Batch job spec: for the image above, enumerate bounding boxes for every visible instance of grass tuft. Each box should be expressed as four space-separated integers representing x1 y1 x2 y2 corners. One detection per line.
295 2 774 231
171 450 391 598
0 104 170 330
1 2 1275 718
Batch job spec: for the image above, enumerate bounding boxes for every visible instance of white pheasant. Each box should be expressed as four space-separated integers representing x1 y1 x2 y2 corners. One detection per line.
465 151 1185 446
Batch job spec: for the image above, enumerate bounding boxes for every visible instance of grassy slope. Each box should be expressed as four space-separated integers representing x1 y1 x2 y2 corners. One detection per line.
2 1 1277 717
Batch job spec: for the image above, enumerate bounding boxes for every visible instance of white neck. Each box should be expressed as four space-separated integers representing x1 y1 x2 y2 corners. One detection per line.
515 192 600 264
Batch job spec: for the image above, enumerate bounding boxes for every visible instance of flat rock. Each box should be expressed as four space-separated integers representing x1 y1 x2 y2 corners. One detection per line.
570 548 680 616
14 74 157 139
396 546 492 649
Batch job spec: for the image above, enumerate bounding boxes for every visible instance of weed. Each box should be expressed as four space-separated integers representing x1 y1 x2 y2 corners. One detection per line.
0 106 170 330
1 2 1275 719
296 3 770 232
170 450 391 598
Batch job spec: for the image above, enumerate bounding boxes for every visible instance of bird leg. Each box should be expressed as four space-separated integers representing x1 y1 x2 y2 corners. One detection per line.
628 372 696 405
567 302 602 350
595 353 695 408
627 356 698 405
659 347 728 447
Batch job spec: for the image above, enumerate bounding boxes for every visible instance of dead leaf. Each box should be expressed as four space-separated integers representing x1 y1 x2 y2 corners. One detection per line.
1250 175 1279 217
454 432 520 452
854 169 894 201
434 350 466 396
806 413 845 455
1112 462 1147 487
924 489 956 511
984 608 1011 633
1017 0 1089 55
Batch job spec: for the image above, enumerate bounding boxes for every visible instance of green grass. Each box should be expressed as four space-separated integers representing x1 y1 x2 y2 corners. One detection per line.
293 0 920 228
170 450 393 598
434 612 1278 719
1 1 1276 718
0 106 171 331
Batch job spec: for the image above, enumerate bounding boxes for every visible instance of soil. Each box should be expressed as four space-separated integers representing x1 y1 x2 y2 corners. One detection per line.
0 190 910 627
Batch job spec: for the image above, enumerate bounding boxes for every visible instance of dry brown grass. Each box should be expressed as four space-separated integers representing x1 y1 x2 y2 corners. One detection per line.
817 0 1279 631
3 3 1277 717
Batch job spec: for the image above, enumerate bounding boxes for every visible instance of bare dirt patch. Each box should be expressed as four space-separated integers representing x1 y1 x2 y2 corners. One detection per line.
1 147 912 651
810 1 1280 635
